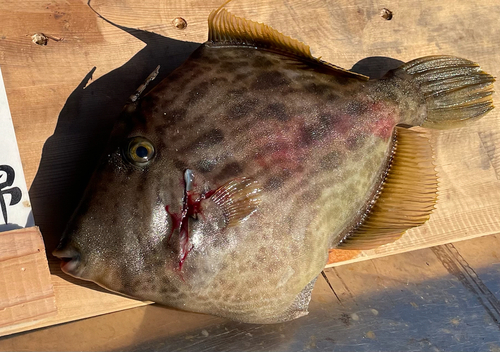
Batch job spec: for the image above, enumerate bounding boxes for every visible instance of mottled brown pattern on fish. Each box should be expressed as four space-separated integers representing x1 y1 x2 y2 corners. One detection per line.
180 50 384 305
54 44 426 323
50 0 498 320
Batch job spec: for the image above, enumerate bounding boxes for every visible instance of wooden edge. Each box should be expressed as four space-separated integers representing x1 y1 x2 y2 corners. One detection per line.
0 227 57 336
326 229 500 268
0 297 150 338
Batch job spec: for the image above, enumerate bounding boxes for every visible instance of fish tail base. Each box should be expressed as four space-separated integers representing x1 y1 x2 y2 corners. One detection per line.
395 56 495 129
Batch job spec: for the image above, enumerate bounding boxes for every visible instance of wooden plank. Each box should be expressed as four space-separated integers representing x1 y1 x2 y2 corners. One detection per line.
0 227 56 333
0 0 498 336
0 237 148 337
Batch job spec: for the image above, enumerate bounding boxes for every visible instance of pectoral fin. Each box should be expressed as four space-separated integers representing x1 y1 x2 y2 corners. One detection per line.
210 177 262 227
337 127 438 250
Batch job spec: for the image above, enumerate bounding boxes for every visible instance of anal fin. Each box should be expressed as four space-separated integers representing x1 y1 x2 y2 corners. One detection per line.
338 127 438 250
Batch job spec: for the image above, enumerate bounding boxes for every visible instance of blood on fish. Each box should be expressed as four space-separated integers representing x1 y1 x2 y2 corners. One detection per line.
165 187 216 271
165 205 181 243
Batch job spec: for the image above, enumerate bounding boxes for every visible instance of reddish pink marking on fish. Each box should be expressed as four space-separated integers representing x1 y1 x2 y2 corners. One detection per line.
166 188 216 271
368 102 397 140
254 120 307 172
334 116 354 135
372 117 393 140
165 205 181 243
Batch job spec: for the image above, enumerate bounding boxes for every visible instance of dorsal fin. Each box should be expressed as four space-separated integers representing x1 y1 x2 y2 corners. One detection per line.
207 3 368 80
337 127 439 250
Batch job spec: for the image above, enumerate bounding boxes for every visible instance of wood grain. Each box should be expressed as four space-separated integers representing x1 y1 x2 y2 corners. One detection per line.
0 227 56 333
0 0 498 336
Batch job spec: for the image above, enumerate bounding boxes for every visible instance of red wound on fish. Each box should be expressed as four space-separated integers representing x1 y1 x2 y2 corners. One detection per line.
166 177 261 271
165 205 181 243
166 190 208 271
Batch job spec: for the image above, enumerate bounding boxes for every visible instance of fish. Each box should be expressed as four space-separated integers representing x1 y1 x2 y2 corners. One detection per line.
52 3 495 324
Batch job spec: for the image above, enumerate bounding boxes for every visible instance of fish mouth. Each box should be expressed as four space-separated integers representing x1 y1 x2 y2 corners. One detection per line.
52 247 83 277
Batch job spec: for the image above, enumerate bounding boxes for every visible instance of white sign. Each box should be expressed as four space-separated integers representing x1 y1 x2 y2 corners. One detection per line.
0 67 34 231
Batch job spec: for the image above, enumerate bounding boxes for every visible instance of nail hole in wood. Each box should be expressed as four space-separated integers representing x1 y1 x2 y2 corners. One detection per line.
380 8 393 20
32 33 48 46
172 17 188 30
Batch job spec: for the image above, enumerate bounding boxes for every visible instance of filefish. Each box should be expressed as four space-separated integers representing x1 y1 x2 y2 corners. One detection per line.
53 4 495 323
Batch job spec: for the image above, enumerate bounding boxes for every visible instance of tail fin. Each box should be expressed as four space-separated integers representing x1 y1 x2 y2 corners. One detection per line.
393 56 495 129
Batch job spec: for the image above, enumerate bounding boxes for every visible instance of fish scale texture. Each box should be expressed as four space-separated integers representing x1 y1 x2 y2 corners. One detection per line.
53 40 493 322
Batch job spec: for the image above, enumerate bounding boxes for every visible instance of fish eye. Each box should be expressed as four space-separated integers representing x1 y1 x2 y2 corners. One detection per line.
124 137 155 166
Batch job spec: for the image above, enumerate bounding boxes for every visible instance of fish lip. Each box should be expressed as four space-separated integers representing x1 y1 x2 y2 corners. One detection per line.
52 248 84 277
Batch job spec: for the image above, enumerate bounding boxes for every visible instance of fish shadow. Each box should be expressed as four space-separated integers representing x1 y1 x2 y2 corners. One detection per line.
350 56 404 79
28 6 201 273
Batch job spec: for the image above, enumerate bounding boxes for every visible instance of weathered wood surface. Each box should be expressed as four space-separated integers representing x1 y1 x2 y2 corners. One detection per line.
0 227 56 333
0 0 498 336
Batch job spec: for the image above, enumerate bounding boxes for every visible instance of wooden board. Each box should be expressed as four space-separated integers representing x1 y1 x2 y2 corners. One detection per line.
0 227 56 333
0 0 499 336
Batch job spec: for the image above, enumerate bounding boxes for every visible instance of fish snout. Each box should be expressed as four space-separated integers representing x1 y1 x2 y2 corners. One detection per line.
52 246 82 277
